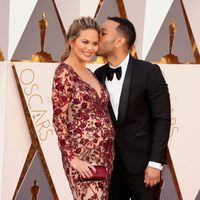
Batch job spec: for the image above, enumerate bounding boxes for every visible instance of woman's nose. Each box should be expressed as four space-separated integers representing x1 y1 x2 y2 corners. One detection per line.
87 44 93 50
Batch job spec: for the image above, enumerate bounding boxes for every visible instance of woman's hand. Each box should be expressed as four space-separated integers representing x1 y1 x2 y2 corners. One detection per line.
69 157 96 179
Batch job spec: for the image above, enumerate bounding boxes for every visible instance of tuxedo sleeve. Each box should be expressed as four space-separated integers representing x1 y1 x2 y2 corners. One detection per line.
147 64 171 164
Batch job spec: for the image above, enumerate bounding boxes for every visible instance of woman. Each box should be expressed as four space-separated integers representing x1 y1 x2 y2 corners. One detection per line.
52 17 114 200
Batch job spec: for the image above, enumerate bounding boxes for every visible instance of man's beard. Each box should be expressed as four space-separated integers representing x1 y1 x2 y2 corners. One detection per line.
96 50 103 57
96 49 108 57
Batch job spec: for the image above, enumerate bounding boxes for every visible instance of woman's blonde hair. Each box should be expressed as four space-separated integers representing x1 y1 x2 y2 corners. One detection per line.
60 16 100 62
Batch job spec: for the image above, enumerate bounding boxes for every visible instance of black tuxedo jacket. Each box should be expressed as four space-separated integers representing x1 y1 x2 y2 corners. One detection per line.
95 55 171 174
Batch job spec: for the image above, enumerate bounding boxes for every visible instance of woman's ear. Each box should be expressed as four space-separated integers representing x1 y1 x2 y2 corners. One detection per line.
69 39 75 49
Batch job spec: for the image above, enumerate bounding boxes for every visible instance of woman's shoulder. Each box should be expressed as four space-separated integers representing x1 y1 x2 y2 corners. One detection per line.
56 62 69 71
53 63 74 84
55 63 71 75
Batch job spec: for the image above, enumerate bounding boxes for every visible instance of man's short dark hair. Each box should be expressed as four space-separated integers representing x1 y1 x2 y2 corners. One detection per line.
107 16 136 49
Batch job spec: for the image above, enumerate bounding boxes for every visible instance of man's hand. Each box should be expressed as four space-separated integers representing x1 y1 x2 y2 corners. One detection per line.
144 166 161 188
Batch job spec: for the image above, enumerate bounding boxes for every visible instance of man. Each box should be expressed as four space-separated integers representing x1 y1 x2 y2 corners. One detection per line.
95 17 171 200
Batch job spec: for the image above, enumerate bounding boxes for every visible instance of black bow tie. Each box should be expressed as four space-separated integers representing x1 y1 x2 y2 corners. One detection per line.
106 66 122 81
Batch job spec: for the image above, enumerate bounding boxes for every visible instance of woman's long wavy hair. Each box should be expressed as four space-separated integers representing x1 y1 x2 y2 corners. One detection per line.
60 17 100 62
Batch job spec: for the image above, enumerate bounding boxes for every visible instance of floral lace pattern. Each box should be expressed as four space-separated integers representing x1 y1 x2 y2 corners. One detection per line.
52 63 114 200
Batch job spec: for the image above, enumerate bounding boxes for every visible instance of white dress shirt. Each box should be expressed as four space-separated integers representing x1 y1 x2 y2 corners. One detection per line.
105 53 162 170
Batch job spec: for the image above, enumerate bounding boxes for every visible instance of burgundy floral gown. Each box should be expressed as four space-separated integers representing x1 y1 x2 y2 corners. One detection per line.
52 63 114 200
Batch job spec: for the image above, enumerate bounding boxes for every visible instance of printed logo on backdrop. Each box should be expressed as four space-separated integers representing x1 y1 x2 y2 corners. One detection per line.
160 69 179 147
169 95 179 147
19 67 54 142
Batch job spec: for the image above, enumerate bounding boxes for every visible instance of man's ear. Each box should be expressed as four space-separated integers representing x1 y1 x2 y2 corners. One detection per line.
115 36 126 48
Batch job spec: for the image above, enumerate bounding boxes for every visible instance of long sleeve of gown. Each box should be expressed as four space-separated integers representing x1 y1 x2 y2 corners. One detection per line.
52 65 76 161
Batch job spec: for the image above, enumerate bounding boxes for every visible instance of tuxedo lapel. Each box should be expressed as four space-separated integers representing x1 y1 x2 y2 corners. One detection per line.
99 65 107 85
108 101 117 125
118 56 134 125
98 64 117 124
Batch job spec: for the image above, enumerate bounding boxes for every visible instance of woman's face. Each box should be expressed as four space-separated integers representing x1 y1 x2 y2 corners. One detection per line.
70 29 99 62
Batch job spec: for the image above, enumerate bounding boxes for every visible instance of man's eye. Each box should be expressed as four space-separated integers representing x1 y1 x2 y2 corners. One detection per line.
101 32 106 36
